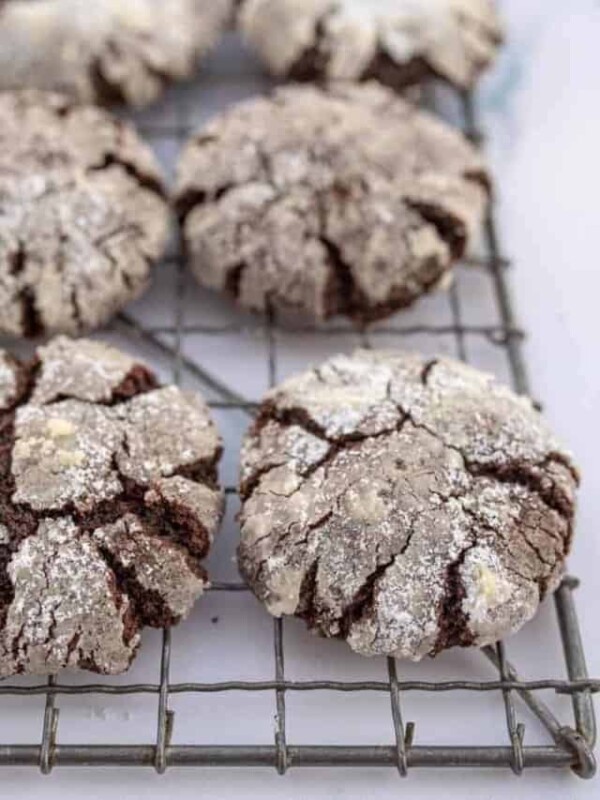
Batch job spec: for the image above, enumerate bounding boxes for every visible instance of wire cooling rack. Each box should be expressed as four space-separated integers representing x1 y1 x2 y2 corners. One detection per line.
0 33 598 780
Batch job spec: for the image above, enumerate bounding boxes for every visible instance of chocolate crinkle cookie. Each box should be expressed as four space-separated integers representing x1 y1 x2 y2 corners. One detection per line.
0 91 169 338
0 337 224 676
238 0 503 90
176 83 489 324
238 350 579 660
0 0 233 107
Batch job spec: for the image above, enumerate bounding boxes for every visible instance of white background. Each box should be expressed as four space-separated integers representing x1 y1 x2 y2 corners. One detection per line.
1 1 599 797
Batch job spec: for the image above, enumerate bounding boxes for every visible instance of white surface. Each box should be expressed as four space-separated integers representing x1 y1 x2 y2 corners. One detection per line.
1 1 599 797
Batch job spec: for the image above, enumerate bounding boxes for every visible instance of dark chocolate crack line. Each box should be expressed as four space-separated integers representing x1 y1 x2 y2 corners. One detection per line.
0 0 233 107
0 90 170 338
175 83 490 324
238 0 503 91
238 350 579 660
0 337 224 676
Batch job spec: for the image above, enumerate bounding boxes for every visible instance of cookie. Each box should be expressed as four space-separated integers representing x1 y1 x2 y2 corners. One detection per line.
0 0 233 107
238 350 578 660
0 336 224 676
175 83 488 324
238 0 503 90
0 91 169 338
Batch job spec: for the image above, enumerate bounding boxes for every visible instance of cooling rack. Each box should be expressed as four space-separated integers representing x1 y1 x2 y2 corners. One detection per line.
0 35 598 781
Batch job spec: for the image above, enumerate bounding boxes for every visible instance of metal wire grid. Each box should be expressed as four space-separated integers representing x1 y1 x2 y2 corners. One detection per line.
0 79 598 779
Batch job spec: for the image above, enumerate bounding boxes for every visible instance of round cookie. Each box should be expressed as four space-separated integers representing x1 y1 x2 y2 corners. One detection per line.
0 91 170 338
238 0 503 90
238 350 578 660
0 336 224 676
175 83 489 324
0 0 233 107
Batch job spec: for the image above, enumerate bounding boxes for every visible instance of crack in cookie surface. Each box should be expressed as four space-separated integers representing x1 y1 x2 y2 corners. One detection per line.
0 336 224 676
175 83 489 324
238 0 503 90
0 90 170 338
238 350 578 660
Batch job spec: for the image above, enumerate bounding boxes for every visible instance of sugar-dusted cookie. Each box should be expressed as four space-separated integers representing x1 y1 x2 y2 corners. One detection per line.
0 337 224 676
176 83 489 324
0 91 169 337
0 0 233 107
239 0 503 90
238 350 578 659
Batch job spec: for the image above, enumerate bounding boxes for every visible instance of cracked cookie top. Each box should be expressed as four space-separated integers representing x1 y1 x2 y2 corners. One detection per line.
238 0 503 90
0 336 224 676
175 83 489 324
0 0 233 107
0 91 169 338
238 350 578 660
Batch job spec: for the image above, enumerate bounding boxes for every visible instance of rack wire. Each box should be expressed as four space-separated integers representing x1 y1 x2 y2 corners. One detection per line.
0 49 598 781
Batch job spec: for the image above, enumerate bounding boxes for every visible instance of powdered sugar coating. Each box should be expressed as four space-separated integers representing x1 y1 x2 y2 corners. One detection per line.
31 337 144 405
0 337 223 676
238 350 578 659
2 518 137 676
13 400 124 511
239 0 503 90
0 353 20 410
0 0 233 107
176 83 489 323
114 387 222 485
0 91 169 338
